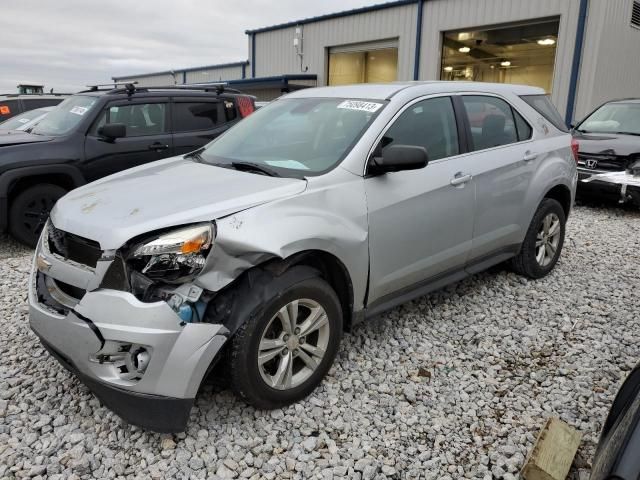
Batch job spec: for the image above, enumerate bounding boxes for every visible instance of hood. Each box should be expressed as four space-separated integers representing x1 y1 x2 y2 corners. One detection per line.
51 157 307 249
0 130 54 146
574 131 640 157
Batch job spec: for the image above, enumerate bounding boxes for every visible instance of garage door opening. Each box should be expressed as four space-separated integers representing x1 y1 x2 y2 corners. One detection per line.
440 19 559 92
328 41 398 86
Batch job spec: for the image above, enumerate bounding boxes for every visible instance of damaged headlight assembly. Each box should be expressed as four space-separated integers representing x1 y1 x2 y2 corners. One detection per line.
129 223 215 283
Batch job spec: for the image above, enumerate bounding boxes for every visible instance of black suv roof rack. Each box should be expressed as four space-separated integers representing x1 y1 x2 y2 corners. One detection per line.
79 82 139 94
88 83 243 96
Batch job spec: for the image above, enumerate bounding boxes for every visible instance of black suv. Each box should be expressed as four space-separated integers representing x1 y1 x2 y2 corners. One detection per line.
0 84 255 246
0 94 68 122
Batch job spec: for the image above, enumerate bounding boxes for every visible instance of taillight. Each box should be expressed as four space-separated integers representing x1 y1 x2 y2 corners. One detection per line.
0 105 10 115
237 96 255 118
571 138 579 163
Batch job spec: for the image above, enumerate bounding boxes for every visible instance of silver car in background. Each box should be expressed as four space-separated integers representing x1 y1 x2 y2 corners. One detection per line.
28 82 577 431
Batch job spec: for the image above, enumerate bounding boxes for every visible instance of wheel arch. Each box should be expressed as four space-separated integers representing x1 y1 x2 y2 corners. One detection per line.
543 183 572 218
0 165 86 232
204 249 355 336
263 250 355 332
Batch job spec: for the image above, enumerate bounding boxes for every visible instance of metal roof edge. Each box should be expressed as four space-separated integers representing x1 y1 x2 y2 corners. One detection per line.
226 74 317 86
244 0 418 35
112 61 250 81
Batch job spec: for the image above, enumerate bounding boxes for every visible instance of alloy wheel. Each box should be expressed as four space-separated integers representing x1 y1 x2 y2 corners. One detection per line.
535 212 561 267
257 298 330 390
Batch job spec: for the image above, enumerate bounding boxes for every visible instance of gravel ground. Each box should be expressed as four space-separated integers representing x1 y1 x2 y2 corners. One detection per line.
1 203 639 480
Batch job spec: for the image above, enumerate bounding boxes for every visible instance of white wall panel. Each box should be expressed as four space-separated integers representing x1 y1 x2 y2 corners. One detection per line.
252 3 418 86
575 0 640 119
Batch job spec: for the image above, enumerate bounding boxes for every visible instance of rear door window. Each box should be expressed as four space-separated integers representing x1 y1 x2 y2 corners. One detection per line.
172 101 226 132
520 94 568 132
461 96 519 151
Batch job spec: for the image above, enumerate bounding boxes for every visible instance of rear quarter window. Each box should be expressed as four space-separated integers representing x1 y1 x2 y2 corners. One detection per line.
520 95 568 132
172 101 226 132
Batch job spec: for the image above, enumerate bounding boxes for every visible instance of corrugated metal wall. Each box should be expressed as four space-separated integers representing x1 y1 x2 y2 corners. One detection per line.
185 65 245 84
252 3 418 86
575 0 640 119
116 73 177 87
419 0 582 117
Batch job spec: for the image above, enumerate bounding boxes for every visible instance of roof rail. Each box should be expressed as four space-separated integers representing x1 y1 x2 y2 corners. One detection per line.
106 84 245 95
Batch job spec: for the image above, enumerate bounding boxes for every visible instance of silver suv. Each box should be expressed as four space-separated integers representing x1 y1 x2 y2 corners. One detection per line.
29 82 577 432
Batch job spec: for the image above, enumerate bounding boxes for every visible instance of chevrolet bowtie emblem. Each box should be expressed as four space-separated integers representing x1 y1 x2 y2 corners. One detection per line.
36 254 52 272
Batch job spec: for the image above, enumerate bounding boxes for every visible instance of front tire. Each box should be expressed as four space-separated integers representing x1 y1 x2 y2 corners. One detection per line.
510 198 566 279
9 184 67 247
229 273 343 410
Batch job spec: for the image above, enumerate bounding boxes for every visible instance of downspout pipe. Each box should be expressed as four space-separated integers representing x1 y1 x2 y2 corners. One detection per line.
565 0 589 125
413 0 424 80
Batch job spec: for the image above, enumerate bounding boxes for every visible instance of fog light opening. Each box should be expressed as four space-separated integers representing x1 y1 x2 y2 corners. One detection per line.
132 347 150 374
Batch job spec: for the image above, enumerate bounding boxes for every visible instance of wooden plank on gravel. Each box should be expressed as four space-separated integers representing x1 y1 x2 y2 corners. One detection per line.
521 417 582 480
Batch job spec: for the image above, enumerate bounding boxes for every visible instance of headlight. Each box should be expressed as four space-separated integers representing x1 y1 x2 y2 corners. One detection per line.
129 223 214 282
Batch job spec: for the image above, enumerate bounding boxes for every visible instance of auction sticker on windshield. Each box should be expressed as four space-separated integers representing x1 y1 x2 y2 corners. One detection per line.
337 100 383 113
70 106 88 116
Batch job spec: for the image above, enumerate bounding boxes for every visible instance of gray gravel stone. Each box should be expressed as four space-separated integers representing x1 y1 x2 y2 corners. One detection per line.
0 205 638 478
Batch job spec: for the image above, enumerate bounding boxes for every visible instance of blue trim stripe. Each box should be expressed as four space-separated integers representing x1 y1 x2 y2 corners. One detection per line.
565 0 589 124
413 0 424 80
251 34 256 78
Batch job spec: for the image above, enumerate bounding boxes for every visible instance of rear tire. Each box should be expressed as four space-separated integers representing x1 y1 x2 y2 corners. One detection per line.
510 198 566 279
9 184 66 247
229 273 342 410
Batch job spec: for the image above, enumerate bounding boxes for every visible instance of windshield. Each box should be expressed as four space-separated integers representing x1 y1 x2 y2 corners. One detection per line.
0 108 46 130
199 97 385 175
578 102 640 135
31 95 98 136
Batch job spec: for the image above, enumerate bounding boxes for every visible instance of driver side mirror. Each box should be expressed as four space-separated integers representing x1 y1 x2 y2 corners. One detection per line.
98 123 126 141
369 144 429 175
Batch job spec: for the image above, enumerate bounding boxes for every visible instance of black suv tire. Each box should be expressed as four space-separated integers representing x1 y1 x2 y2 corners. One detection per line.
9 184 66 247
511 198 566 279
229 273 343 410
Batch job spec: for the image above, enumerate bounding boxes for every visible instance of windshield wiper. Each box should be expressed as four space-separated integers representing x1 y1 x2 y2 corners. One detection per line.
231 161 280 177
613 131 640 137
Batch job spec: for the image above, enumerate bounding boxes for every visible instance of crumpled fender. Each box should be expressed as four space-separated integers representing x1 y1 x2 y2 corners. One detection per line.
194 172 369 311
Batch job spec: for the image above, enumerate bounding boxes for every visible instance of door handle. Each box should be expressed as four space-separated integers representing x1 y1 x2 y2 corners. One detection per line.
148 142 169 151
523 151 538 162
450 172 472 186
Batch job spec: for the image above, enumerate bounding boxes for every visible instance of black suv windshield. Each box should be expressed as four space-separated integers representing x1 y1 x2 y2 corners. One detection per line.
578 102 640 135
199 97 385 175
31 95 98 136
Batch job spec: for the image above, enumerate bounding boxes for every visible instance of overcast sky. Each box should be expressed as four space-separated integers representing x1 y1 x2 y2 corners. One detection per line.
1 0 380 94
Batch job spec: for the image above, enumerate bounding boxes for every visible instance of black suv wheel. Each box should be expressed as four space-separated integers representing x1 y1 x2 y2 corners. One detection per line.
9 184 66 247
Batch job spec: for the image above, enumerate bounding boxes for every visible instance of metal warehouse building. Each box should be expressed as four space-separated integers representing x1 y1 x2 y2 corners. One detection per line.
113 0 640 123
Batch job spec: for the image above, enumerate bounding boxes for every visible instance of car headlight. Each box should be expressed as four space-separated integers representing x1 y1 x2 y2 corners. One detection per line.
129 223 214 282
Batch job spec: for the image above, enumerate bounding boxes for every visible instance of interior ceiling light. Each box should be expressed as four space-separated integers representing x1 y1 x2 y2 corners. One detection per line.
458 46 471 53
537 38 556 46
500 60 512 67
444 66 454 72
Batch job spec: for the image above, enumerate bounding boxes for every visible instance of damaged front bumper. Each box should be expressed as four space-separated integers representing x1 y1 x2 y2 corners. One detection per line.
578 168 640 205
28 224 229 432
